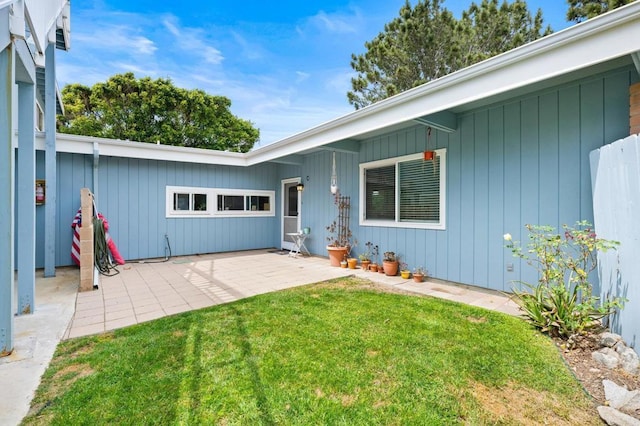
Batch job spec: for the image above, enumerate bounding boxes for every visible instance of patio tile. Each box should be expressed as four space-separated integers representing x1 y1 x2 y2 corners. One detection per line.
134 304 163 315
73 307 105 319
105 309 135 322
163 304 191 315
158 298 187 309
105 317 138 331
131 296 160 308
136 311 165 323
75 299 104 311
72 313 105 326
67 323 105 339
104 297 133 307
106 302 134 313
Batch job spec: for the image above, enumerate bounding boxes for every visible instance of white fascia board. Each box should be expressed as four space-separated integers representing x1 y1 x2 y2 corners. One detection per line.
23 0 66 62
38 133 249 167
246 1 640 165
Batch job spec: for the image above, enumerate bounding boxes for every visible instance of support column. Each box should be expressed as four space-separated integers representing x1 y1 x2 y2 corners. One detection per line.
0 46 14 355
16 80 35 315
44 42 56 277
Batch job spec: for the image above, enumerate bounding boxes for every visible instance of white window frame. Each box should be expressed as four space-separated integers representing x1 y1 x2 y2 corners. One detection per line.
165 186 275 218
359 150 446 230
213 188 275 217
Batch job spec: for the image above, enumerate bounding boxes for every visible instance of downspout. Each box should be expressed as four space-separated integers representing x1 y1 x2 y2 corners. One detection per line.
93 141 99 199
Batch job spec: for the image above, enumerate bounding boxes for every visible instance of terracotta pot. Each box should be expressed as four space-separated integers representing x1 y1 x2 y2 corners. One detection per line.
413 274 424 283
378 266 385 274
347 258 358 269
400 270 411 279
340 261 348 268
361 260 371 271
327 246 349 267
383 260 399 276
424 150 435 161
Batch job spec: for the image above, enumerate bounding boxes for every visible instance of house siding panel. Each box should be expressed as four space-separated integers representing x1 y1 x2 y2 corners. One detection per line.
45 155 279 266
487 106 505 291
290 65 637 292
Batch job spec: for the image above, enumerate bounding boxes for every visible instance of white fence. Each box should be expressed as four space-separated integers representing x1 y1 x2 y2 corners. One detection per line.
590 134 640 348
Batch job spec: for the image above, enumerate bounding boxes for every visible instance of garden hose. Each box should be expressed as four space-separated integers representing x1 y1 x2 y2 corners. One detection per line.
93 216 120 276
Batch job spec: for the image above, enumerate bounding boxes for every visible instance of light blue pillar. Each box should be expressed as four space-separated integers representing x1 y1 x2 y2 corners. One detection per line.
44 42 56 277
0 46 14 354
17 80 36 315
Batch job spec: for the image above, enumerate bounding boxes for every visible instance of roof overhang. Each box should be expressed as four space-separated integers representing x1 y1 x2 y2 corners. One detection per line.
36 2 640 167
38 133 248 167
246 0 640 165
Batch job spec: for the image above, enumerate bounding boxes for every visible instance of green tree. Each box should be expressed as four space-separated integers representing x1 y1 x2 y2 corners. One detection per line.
57 73 259 153
566 0 635 23
347 0 551 109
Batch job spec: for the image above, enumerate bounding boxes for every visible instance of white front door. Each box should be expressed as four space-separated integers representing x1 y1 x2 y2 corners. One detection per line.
281 178 301 251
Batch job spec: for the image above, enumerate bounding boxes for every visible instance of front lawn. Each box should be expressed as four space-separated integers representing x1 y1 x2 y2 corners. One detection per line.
23 278 598 425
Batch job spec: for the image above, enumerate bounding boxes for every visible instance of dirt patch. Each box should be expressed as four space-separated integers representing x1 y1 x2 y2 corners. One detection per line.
466 316 487 324
313 277 419 297
554 333 640 407
469 380 600 425
26 363 95 423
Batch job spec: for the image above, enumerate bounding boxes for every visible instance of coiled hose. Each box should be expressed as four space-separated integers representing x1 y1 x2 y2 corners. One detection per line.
93 216 120 276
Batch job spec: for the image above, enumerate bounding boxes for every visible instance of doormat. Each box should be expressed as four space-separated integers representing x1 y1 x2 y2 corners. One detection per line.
268 249 289 255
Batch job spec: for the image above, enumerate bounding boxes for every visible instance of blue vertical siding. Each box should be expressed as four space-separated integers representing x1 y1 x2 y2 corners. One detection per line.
47 155 280 266
39 65 637 295
292 65 637 292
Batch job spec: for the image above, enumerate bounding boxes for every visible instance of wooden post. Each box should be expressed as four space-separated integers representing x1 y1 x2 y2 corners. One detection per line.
79 188 94 292
631 82 640 135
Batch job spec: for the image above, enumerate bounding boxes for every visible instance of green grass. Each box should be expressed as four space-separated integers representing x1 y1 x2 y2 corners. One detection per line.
23 278 599 425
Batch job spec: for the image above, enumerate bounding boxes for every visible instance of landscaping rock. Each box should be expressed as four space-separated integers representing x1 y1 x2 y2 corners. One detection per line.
598 406 640 425
621 348 640 375
603 380 640 418
601 332 624 348
595 347 622 369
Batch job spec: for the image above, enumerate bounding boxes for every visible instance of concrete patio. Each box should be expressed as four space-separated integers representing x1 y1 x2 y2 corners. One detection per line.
1 249 519 425
66 249 519 339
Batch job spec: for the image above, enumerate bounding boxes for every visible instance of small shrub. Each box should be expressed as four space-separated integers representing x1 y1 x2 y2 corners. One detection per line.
504 221 625 338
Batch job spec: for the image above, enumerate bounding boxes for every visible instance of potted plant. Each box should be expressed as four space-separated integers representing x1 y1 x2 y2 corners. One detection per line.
340 255 348 268
413 266 426 283
359 241 374 270
347 257 358 269
368 243 379 272
383 251 399 276
400 262 411 279
326 192 356 267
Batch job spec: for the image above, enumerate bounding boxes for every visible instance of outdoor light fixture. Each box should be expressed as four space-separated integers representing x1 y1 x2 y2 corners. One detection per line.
330 151 338 194
296 182 305 192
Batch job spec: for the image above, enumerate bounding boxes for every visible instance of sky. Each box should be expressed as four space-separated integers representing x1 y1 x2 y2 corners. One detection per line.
58 0 573 147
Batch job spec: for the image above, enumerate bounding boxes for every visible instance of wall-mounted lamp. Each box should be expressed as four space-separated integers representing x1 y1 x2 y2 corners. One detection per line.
296 182 305 192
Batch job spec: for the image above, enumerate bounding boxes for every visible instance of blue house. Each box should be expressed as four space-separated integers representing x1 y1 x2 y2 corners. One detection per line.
3 1 640 353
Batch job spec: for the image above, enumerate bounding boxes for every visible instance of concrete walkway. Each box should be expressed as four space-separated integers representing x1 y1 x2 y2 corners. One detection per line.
0 249 519 425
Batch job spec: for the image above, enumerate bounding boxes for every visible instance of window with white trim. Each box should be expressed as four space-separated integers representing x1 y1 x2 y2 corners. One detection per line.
166 186 275 218
359 150 446 230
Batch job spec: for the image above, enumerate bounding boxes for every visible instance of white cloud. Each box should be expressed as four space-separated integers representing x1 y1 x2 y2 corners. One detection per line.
325 69 356 95
231 31 265 61
109 62 158 76
75 26 157 55
308 10 360 34
162 16 224 65
295 71 310 83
